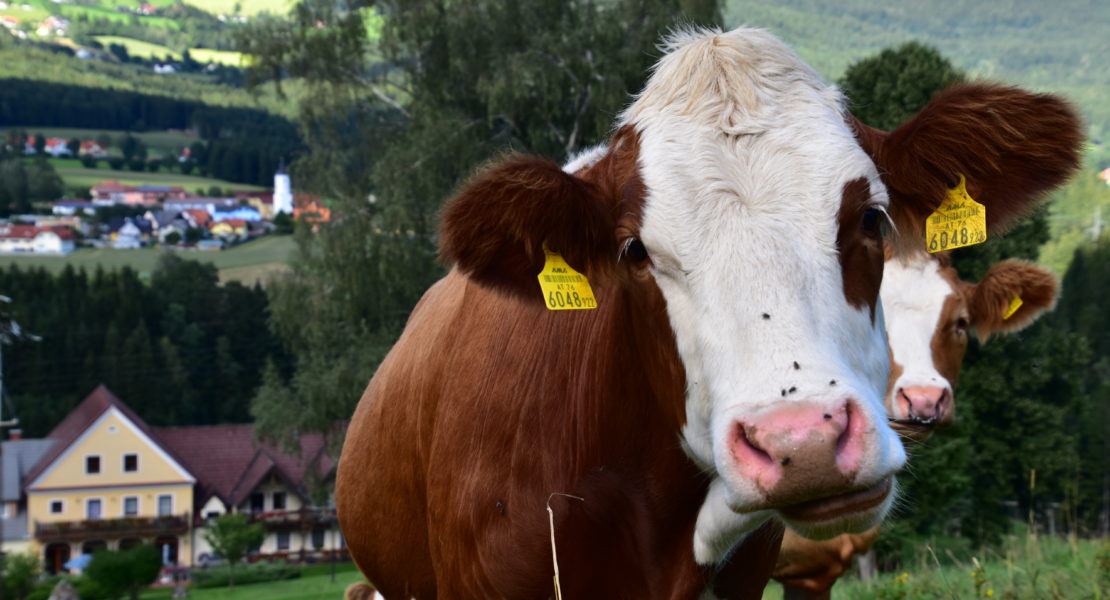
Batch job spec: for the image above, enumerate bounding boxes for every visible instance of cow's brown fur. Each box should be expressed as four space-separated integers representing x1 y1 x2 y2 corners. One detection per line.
837 177 884 321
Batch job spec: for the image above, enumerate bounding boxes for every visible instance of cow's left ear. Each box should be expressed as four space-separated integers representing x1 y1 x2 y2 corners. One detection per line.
438 155 618 302
965 259 1058 340
852 83 1083 252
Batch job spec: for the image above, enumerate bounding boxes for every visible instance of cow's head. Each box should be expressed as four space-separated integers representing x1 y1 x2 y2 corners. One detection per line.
882 252 1058 439
438 28 1081 557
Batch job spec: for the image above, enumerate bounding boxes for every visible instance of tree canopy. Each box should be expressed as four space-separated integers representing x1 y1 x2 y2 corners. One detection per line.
240 0 723 453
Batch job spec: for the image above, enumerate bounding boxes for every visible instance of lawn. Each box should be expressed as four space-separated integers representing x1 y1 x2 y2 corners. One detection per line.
761 535 1107 600
140 564 367 600
94 35 181 61
190 48 247 66
182 0 292 17
53 163 265 193
0 235 296 285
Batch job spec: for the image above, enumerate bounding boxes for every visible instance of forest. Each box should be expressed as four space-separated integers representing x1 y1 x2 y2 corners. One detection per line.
0 0 1107 574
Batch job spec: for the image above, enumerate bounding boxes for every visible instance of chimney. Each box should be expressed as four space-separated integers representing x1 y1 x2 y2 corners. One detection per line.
9 429 22 441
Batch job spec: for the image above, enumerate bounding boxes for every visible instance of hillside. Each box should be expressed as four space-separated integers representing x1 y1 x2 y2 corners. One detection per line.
725 0 1110 144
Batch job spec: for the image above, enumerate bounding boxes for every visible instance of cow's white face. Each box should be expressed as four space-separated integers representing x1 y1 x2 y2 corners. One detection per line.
881 252 964 428
619 29 905 548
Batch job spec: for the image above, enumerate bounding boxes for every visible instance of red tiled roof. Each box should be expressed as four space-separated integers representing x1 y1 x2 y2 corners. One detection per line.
0 225 75 241
216 218 248 227
183 209 210 225
155 424 335 510
0 225 37 240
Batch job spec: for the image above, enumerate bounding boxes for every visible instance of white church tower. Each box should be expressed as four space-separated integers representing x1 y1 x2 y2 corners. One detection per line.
273 160 294 216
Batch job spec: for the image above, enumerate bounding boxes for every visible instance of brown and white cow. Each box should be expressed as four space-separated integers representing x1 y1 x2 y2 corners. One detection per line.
336 28 1081 599
773 250 1060 599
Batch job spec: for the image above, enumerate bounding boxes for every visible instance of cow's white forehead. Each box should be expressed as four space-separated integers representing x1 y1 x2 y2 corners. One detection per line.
882 253 958 386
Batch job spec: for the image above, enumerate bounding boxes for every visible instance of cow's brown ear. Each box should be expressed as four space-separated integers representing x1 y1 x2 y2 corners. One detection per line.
966 259 1058 340
854 83 1083 253
439 155 617 301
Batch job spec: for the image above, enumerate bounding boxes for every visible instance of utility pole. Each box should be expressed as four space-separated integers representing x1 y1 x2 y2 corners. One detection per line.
0 294 39 428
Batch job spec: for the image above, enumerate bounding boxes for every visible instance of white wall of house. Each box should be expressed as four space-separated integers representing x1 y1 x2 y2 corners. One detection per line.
32 232 74 254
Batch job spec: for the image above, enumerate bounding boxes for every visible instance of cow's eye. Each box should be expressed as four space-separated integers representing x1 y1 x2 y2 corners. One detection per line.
620 237 650 265
861 208 883 238
955 317 969 333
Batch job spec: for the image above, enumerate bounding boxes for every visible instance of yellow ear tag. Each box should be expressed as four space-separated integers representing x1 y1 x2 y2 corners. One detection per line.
1002 295 1023 320
537 244 598 310
926 174 987 253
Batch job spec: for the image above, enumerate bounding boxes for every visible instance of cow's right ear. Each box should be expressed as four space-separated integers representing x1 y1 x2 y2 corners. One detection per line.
852 83 1083 254
439 155 618 301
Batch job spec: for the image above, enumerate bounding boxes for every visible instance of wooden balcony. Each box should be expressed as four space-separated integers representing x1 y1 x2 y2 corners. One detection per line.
246 508 338 530
35 514 189 541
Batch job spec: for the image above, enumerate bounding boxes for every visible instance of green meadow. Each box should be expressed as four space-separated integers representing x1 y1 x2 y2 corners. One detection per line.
0 235 296 285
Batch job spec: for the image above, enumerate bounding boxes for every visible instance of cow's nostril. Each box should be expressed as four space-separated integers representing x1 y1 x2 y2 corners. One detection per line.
834 402 852 456
732 422 774 467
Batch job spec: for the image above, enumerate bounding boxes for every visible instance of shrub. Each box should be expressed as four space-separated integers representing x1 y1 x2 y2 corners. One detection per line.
191 560 300 588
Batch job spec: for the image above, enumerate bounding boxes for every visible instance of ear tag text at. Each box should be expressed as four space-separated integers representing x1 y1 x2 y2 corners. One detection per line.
1002 295 1023 320
926 174 987 253
538 244 598 310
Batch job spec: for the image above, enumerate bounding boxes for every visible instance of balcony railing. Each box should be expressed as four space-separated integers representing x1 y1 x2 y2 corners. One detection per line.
35 514 189 541
244 508 338 530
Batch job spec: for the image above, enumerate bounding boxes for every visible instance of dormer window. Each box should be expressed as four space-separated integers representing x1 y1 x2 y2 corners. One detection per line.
85 455 101 474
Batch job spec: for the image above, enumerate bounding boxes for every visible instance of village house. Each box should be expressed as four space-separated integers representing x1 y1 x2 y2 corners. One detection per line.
52 200 97 217
0 225 76 254
164 197 238 215
109 217 151 249
78 141 108 158
208 218 248 239
293 195 330 223
90 181 135 206
0 387 344 573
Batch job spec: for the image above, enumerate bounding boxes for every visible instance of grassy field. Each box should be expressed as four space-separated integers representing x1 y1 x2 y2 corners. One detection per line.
0 2 50 22
758 535 1108 600
52 162 265 193
0 235 296 285
182 0 293 17
94 35 181 61
190 48 246 66
137 564 366 600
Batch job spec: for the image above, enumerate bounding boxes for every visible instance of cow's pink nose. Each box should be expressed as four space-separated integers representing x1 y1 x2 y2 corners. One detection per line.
729 401 866 505
897 386 948 424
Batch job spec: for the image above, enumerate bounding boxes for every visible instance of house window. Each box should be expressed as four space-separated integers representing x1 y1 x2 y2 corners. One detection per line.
249 493 264 513
123 496 139 517
311 529 325 550
272 492 286 511
157 495 172 516
50 500 64 514
123 454 139 472
86 499 102 520
85 455 101 474
276 531 290 551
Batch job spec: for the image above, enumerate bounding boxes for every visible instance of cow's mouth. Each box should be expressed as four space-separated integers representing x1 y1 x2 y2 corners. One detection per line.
778 477 892 522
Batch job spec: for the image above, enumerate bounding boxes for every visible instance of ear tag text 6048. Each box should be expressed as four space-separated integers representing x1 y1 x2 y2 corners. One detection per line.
537 244 597 310
926 174 987 253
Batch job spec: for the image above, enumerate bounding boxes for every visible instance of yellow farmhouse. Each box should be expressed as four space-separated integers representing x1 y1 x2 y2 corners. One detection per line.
0 386 345 573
